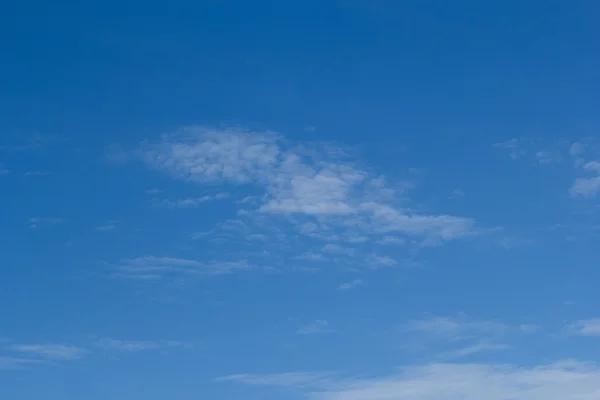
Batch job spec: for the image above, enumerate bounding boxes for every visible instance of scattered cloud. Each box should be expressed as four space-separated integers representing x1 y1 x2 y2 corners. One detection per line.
450 189 465 199
535 151 560 165
571 161 600 198
569 142 584 157
152 193 228 208
95 224 117 232
131 126 480 247
220 360 600 400
216 372 333 388
366 254 397 268
93 338 160 352
338 279 363 290
494 138 526 160
0 133 54 152
438 342 511 359
322 244 355 256
7 344 87 361
91 337 189 352
296 252 328 262
567 319 600 336
29 217 63 229
24 171 49 176
145 188 163 194
0 356 45 370
297 320 334 335
376 236 406 246
0 168 8 175
112 256 254 280
402 315 510 339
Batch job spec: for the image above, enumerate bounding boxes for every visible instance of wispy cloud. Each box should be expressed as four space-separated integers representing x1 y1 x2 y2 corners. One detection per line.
571 161 600 198
403 315 510 339
296 252 328 262
400 315 534 357
24 171 49 176
535 150 561 165
569 142 584 157
567 319 600 336
297 320 334 335
29 217 63 229
7 344 87 361
437 342 511 359
112 256 254 280
322 244 355 256
494 138 527 160
0 133 54 152
366 254 397 268
152 193 228 208
450 189 465 199
132 126 480 247
0 356 45 370
221 360 600 399
91 337 189 352
338 279 363 290
216 372 333 389
95 224 117 232
377 236 406 246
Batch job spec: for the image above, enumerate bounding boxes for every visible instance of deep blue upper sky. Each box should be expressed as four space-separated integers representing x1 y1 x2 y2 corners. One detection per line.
1 1 600 399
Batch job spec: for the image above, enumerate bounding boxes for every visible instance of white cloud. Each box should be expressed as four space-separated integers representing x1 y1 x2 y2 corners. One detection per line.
219 361 600 400
338 279 363 290
494 138 526 160
438 342 510 359
366 254 397 268
536 151 560 165
216 372 333 388
134 126 480 246
91 337 189 352
8 344 87 361
297 320 334 335
296 252 328 262
567 319 600 336
24 171 48 176
377 236 406 246
95 224 116 232
569 142 584 157
322 244 355 256
140 127 280 184
93 338 160 352
0 169 9 175
29 217 63 229
571 161 600 198
450 189 465 199
403 315 509 339
113 256 254 280
152 193 228 208
0 356 45 370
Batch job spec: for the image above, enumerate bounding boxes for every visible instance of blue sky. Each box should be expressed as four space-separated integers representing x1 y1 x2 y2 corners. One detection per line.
1 1 600 399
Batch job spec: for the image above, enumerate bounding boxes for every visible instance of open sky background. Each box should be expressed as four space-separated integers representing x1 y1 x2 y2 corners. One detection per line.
1 1 600 399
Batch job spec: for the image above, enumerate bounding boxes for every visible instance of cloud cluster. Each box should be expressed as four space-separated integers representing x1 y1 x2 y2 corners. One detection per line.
136 127 478 246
